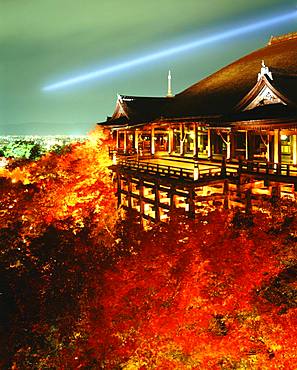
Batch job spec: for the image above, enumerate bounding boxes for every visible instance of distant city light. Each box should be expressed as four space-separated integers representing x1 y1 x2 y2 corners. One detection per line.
42 10 297 91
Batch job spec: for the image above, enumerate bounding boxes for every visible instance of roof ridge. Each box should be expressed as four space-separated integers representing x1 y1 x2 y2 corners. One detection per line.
268 31 297 45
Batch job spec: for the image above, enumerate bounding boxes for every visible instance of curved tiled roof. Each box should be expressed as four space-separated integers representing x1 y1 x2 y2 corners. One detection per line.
100 33 297 127
168 35 297 117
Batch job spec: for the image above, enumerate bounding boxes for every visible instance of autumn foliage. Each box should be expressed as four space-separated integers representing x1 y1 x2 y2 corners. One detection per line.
1 129 297 369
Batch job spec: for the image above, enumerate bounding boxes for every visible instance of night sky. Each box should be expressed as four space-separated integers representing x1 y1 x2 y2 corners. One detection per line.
0 0 296 135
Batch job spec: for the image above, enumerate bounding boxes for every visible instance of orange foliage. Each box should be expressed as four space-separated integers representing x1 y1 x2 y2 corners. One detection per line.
80 211 297 369
0 127 117 242
1 129 297 369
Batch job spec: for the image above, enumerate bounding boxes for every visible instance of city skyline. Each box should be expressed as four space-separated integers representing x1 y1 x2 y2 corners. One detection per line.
1 0 296 135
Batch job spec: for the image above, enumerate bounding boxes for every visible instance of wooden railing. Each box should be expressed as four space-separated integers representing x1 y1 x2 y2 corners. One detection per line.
118 159 223 181
116 157 297 183
240 160 297 177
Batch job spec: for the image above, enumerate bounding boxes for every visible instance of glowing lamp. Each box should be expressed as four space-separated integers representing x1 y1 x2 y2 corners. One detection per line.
281 135 288 141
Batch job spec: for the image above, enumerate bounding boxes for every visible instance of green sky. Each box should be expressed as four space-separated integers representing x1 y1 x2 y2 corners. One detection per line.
0 0 296 135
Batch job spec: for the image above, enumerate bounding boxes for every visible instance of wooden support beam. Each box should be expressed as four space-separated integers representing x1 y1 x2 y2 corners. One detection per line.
180 123 185 156
169 185 176 212
230 132 235 159
193 123 198 158
223 179 229 209
245 189 252 214
207 129 212 159
127 176 132 209
151 126 155 155
124 131 128 154
188 188 196 219
266 134 270 162
245 131 249 160
154 180 160 222
292 134 297 165
139 179 145 218
226 132 231 160
168 126 174 154
116 130 120 150
135 130 139 153
274 129 281 164
117 172 122 208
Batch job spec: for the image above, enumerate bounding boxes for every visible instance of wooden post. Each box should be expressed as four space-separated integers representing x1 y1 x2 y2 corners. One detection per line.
197 128 201 154
226 132 231 160
223 179 229 209
154 181 160 222
117 172 122 207
266 134 270 162
168 126 174 154
151 126 155 155
127 177 132 209
180 123 185 156
274 129 281 164
292 134 297 165
193 123 199 158
194 158 199 180
169 185 176 213
124 131 128 154
207 129 212 159
188 188 195 219
135 130 139 153
116 130 120 150
245 189 252 214
230 131 235 159
221 157 226 177
245 131 249 160
139 179 145 218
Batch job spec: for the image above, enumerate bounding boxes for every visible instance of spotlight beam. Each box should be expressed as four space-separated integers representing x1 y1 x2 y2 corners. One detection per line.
43 11 297 91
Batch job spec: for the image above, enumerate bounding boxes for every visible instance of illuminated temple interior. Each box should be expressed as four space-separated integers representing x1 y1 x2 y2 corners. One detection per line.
98 32 297 222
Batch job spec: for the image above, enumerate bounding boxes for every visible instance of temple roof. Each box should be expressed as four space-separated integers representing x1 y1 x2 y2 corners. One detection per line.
99 32 297 128
169 34 297 117
107 95 169 125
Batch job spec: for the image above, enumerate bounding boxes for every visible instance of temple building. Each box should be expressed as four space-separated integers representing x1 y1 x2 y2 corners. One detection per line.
98 32 297 222
100 32 297 163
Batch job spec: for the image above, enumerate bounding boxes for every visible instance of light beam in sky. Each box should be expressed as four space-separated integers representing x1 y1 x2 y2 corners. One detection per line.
43 10 297 91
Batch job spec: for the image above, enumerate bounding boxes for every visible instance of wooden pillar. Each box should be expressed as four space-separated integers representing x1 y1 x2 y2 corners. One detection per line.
207 129 212 159
197 128 201 153
151 126 155 155
245 189 252 214
274 129 281 164
135 130 139 153
226 132 231 160
245 131 249 160
154 181 160 222
188 188 195 219
117 172 122 207
139 179 145 217
194 158 199 180
168 126 174 154
292 134 297 165
193 123 199 158
180 123 185 156
223 179 229 209
124 131 128 154
127 177 132 209
266 134 270 162
116 130 120 150
231 132 236 159
169 185 176 214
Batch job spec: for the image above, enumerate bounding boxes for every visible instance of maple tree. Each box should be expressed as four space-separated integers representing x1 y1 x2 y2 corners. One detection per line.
0 128 297 369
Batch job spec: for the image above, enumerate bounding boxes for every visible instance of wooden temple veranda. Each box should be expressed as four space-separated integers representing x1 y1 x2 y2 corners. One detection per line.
98 32 297 222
